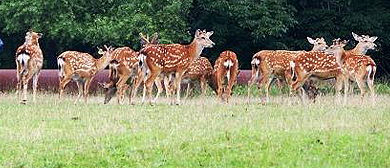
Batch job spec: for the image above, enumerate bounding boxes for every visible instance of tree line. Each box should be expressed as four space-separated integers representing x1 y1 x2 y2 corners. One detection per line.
0 0 389 76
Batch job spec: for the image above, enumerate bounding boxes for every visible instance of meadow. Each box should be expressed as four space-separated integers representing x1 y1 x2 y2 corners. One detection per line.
1 85 390 168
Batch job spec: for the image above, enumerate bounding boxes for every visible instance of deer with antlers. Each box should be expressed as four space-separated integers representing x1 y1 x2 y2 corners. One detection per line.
140 29 215 105
57 45 114 104
325 38 376 101
101 33 159 104
15 30 43 104
210 50 239 103
247 37 328 103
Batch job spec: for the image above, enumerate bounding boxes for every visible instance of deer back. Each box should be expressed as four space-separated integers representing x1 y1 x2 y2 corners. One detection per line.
294 51 342 79
58 51 97 75
183 56 213 79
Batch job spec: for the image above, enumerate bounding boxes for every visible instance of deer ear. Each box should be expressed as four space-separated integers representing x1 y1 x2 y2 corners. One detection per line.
370 36 378 42
151 32 159 44
195 29 201 37
38 33 43 38
352 32 361 41
207 31 214 37
307 37 315 44
98 47 104 55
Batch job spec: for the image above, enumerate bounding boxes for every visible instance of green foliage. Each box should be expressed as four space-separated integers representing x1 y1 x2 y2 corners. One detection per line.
0 0 389 74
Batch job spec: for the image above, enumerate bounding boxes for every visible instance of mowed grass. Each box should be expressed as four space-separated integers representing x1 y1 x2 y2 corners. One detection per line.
0 91 390 168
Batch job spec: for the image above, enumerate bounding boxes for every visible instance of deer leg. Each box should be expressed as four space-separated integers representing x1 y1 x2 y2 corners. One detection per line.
200 77 207 98
153 77 164 103
32 72 40 103
334 77 343 104
116 75 130 105
367 74 376 104
174 72 184 105
355 76 366 102
185 83 191 99
343 77 349 105
144 71 160 105
163 75 172 98
130 69 145 105
83 78 93 104
247 68 259 101
349 80 354 95
21 76 29 104
59 76 72 100
74 80 84 104
265 77 275 103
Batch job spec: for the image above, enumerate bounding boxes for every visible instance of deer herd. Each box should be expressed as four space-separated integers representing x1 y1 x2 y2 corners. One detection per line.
14 29 379 105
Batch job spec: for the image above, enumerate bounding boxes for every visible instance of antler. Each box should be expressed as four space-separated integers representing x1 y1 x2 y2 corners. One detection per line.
139 32 150 43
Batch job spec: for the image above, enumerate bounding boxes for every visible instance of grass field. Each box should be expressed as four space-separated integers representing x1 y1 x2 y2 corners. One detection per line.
1 90 390 167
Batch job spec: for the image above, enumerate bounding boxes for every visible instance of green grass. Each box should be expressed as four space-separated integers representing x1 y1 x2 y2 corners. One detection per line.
1 92 390 167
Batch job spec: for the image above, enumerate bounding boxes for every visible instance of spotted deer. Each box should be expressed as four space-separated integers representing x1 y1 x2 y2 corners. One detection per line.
15 30 43 104
211 50 239 103
247 37 328 103
346 32 378 93
57 45 114 104
181 56 214 98
140 29 214 105
325 38 376 101
290 40 349 103
101 33 159 104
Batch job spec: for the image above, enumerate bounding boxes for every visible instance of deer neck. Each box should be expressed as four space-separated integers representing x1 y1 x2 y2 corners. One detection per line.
349 43 367 55
29 38 40 47
188 40 204 60
333 49 347 66
310 46 321 52
95 55 111 71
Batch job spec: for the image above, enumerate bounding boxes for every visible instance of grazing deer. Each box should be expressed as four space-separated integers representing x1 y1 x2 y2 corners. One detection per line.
247 37 328 103
290 40 349 104
57 45 114 104
346 32 378 93
325 38 376 101
181 56 214 98
102 33 159 104
211 50 239 103
140 29 215 105
15 30 43 104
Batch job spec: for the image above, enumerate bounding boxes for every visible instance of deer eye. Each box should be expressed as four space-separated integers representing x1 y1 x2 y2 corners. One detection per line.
201 37 206 40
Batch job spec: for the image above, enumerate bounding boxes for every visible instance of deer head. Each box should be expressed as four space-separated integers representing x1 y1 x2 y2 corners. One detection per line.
307 37 328 51
140 32 159 48
351 32 378 54
325 38 349 66
195 29 215 49
25 30 42 45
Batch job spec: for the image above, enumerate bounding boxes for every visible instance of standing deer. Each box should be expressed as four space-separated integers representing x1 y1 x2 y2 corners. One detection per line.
181 56 214 98
15 30 43 104
247 37 328 103
212 50 239 103
140 29 215 105
102 33 159 104
57 45 114 104
346 32 378 93
325 38 376 101
290 40 349 104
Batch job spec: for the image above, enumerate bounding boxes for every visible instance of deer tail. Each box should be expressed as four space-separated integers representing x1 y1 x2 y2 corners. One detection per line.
367 64 376 82
251 57 260 69
223 59 234 83
290 60 297 82
109 59 120 80
57 56 66 78
17 52 30 75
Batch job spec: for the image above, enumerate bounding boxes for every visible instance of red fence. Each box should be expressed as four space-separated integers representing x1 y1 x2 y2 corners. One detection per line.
0 69 252 92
